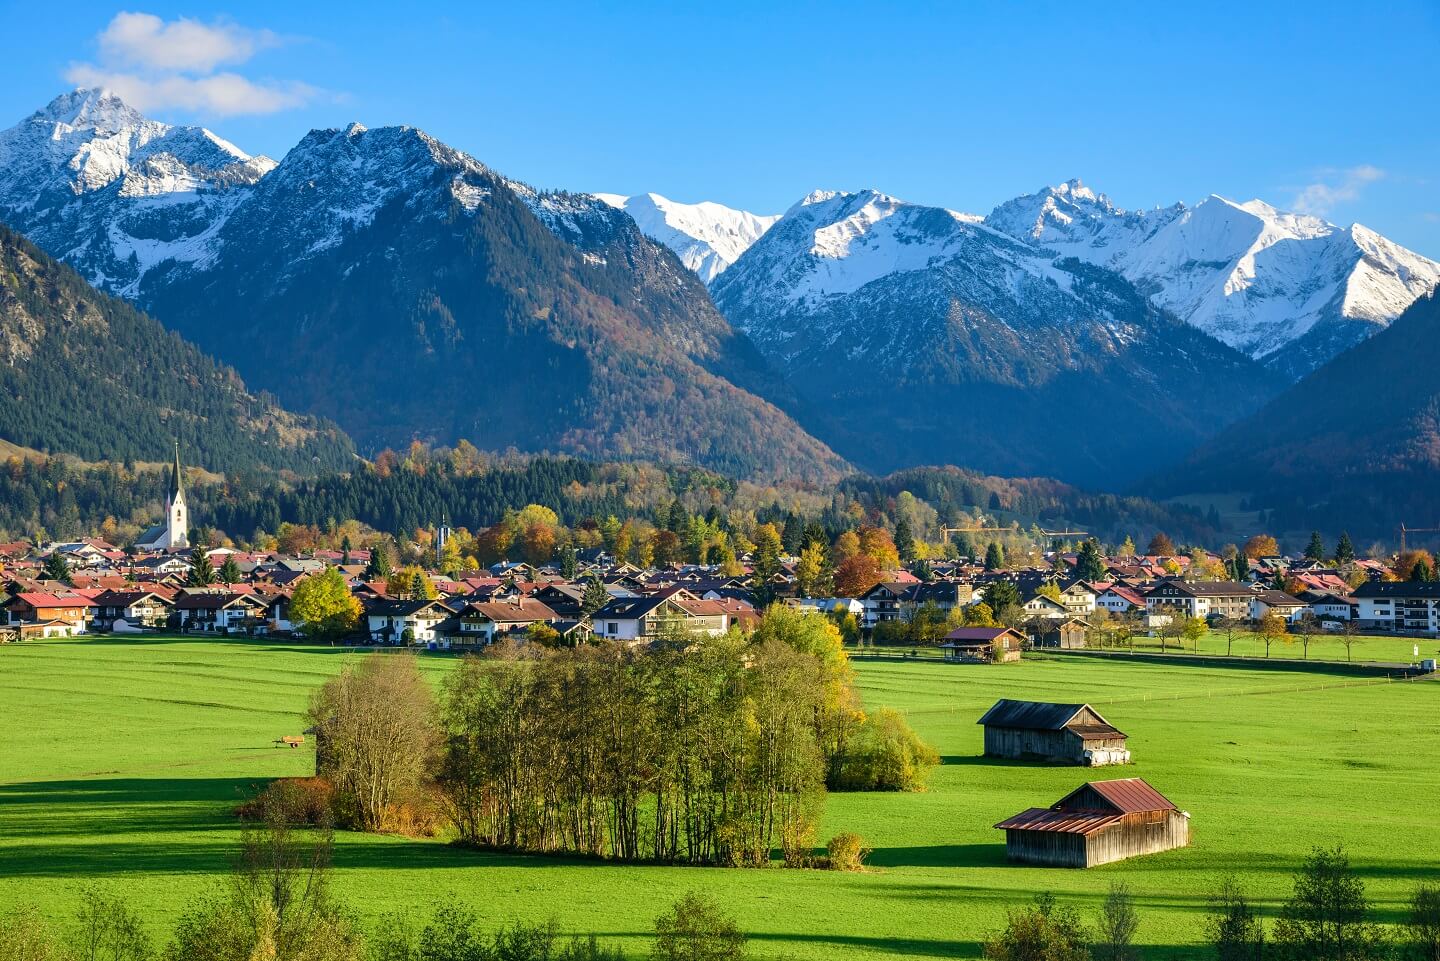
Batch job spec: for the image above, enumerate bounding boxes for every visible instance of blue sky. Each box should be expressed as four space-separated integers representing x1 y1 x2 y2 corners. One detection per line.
2 0 1437 255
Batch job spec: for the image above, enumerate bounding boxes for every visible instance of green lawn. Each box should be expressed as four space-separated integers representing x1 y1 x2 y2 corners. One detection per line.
2 636 1438 959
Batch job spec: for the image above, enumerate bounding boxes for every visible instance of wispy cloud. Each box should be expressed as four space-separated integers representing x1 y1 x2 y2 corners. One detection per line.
65 11 319 117
1291 165 1385 217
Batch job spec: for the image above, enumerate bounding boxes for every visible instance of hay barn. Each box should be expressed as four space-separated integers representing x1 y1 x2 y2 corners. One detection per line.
996 777 1190 868
977 699 1130 766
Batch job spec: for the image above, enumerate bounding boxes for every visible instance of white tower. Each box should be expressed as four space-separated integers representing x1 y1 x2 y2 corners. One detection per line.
165 442 189 550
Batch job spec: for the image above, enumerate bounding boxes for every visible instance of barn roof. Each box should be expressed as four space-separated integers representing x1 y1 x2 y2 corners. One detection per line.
976 699 1124 738
995 777 1179 836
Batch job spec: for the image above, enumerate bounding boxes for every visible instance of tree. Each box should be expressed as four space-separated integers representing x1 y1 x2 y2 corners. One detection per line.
751 523 783 604
187 547 216 587
1294 612 1321 660
894 517 916 564
833 554 882 598
652 892 746 961
985 580 1021 611
71 886 152 961
363 541 393 581
1258 612 1288 658
0 906 65 961
1243 535 1280 560
1273 846 1385 961
1305 531 1326 562
1339 617 1362 663
1118 535 1136 559
1183 616 1208 653
1213 616 1241 657
308 655 435 831
1396 550 1436 582
560 546 579 580
859 526 901 570
1076 539 1107 582
580 576 610 617
289 568 362 642
1147 532 1176 556
520 522 557 566
832 530 861 562
42 551 70 583
217 556 242 585
795 542 833 599
984 892 1089 961
1094 882 1139 961
985 542 1005 571
964 602 996 627
1208 877 1266 961
387 566 436 600
1335 532 1356 565
1403 884 1440 961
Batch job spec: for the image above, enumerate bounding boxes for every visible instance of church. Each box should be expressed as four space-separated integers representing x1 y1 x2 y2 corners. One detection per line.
135 444 190 552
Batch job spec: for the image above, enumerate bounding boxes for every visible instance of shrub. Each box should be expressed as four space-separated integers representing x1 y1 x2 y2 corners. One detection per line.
235 777 334 826
833 708 939 792
653 892 746 961
826 833 870 872
0 906 64 961
984 893 1089 961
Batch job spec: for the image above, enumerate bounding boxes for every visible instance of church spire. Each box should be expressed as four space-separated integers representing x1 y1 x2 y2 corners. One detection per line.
171 441 184 499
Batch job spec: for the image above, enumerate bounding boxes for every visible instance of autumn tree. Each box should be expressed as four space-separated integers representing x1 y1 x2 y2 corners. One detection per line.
289 568 361 642
833 554 881 598
859 526 901 570
308 654 435 832
1243 534 1280 559
832 530 861 563
795 542 833 598
751 523 784 604
1147 532 1176 556
1259 611 1289 658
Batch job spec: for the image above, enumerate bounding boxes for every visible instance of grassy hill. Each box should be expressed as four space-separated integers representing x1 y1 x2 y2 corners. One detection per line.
2 637 1436 959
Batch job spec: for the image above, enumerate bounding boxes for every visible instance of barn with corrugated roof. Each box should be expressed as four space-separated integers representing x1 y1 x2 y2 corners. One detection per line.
995 777 1190 867
976 699 1130 766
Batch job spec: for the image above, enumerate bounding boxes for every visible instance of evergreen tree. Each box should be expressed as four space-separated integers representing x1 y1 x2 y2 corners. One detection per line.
985 541 1005 571
42 551 71 583
188 548 216 587
1076 538 1107 581
409 571 429 600
894 517 916 564
580 576 610 617
340 534 352 566
801 521 827 552
953 532 974 559
1335 531 1356 565
364 542 393 581
1305 531 1325 562
560 545 579 580
751 523 784 605
218 556 243 585
781 513 803 555
1413 558 1434 583
985 579 1021 610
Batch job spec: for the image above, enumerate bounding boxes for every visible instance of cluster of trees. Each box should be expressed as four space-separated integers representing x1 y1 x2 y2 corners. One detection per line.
307 608 935 866
986 848 1439 961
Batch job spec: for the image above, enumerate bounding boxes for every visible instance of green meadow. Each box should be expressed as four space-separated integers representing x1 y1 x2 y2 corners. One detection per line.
1 636 1437 959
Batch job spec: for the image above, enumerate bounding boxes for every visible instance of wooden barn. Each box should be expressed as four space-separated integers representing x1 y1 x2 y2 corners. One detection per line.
977 699 1130 766
995 777 1190 868
940 626 1023 663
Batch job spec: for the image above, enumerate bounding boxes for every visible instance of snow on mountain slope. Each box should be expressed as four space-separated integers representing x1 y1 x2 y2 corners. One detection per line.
710 187 1272 486
593 192 778 283
0 88 274 294
987 179 1440 375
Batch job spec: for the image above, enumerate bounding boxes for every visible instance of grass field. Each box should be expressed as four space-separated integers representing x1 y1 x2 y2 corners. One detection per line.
2 636 1438 959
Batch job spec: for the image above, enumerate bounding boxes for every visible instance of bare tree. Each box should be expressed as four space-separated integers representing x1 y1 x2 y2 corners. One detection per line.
309 653 436 831
1094 882 1139 961
71 887 151 961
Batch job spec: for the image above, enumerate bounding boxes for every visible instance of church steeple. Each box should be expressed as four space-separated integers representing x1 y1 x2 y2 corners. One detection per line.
165 441 189 550
170 441 184 500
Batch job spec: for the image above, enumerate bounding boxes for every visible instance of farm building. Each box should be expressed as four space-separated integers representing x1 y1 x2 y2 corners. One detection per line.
1029 617 1089 649
940 626 1023 662
977 699 1130 766
996 777 1189 868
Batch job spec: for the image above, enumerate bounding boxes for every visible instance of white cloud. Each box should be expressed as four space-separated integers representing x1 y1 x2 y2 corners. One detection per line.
65 11 317 117
1291 165 1385 217
97 11 278 73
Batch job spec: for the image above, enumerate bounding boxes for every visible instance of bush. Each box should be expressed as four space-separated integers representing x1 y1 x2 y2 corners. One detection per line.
235 777 334 826
833 708 939 792
0 907 64 961
826 833 870 872
984 893 1089 961
653 892 746 961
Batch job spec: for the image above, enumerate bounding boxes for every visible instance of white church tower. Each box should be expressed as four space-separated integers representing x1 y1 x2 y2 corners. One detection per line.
136 443 190 552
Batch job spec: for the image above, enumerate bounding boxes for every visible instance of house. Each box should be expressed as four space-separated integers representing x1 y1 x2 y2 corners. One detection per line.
995 778 1190 868
1352 581 1440 634
1144 580 1252 621
1029 617 1089 649
859 582 909 629
1019 592 1070 620
1248 590 1308 623
90 589 173 630
1096 585 1146 614
1299 591 1357 622
4 592 97 637
590 587 743 642
977 699 1129 766
1057 581 1099 615
899 581 975 620
940 626 1023 663
175 592 267 633
434 597 559 646
365 599 452 645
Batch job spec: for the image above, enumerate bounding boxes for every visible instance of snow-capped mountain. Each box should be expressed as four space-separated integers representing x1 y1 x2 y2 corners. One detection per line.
592 192 779 283
987 179 1440 378
0 89 846 483
0 89 274 295
710 188 1273 485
